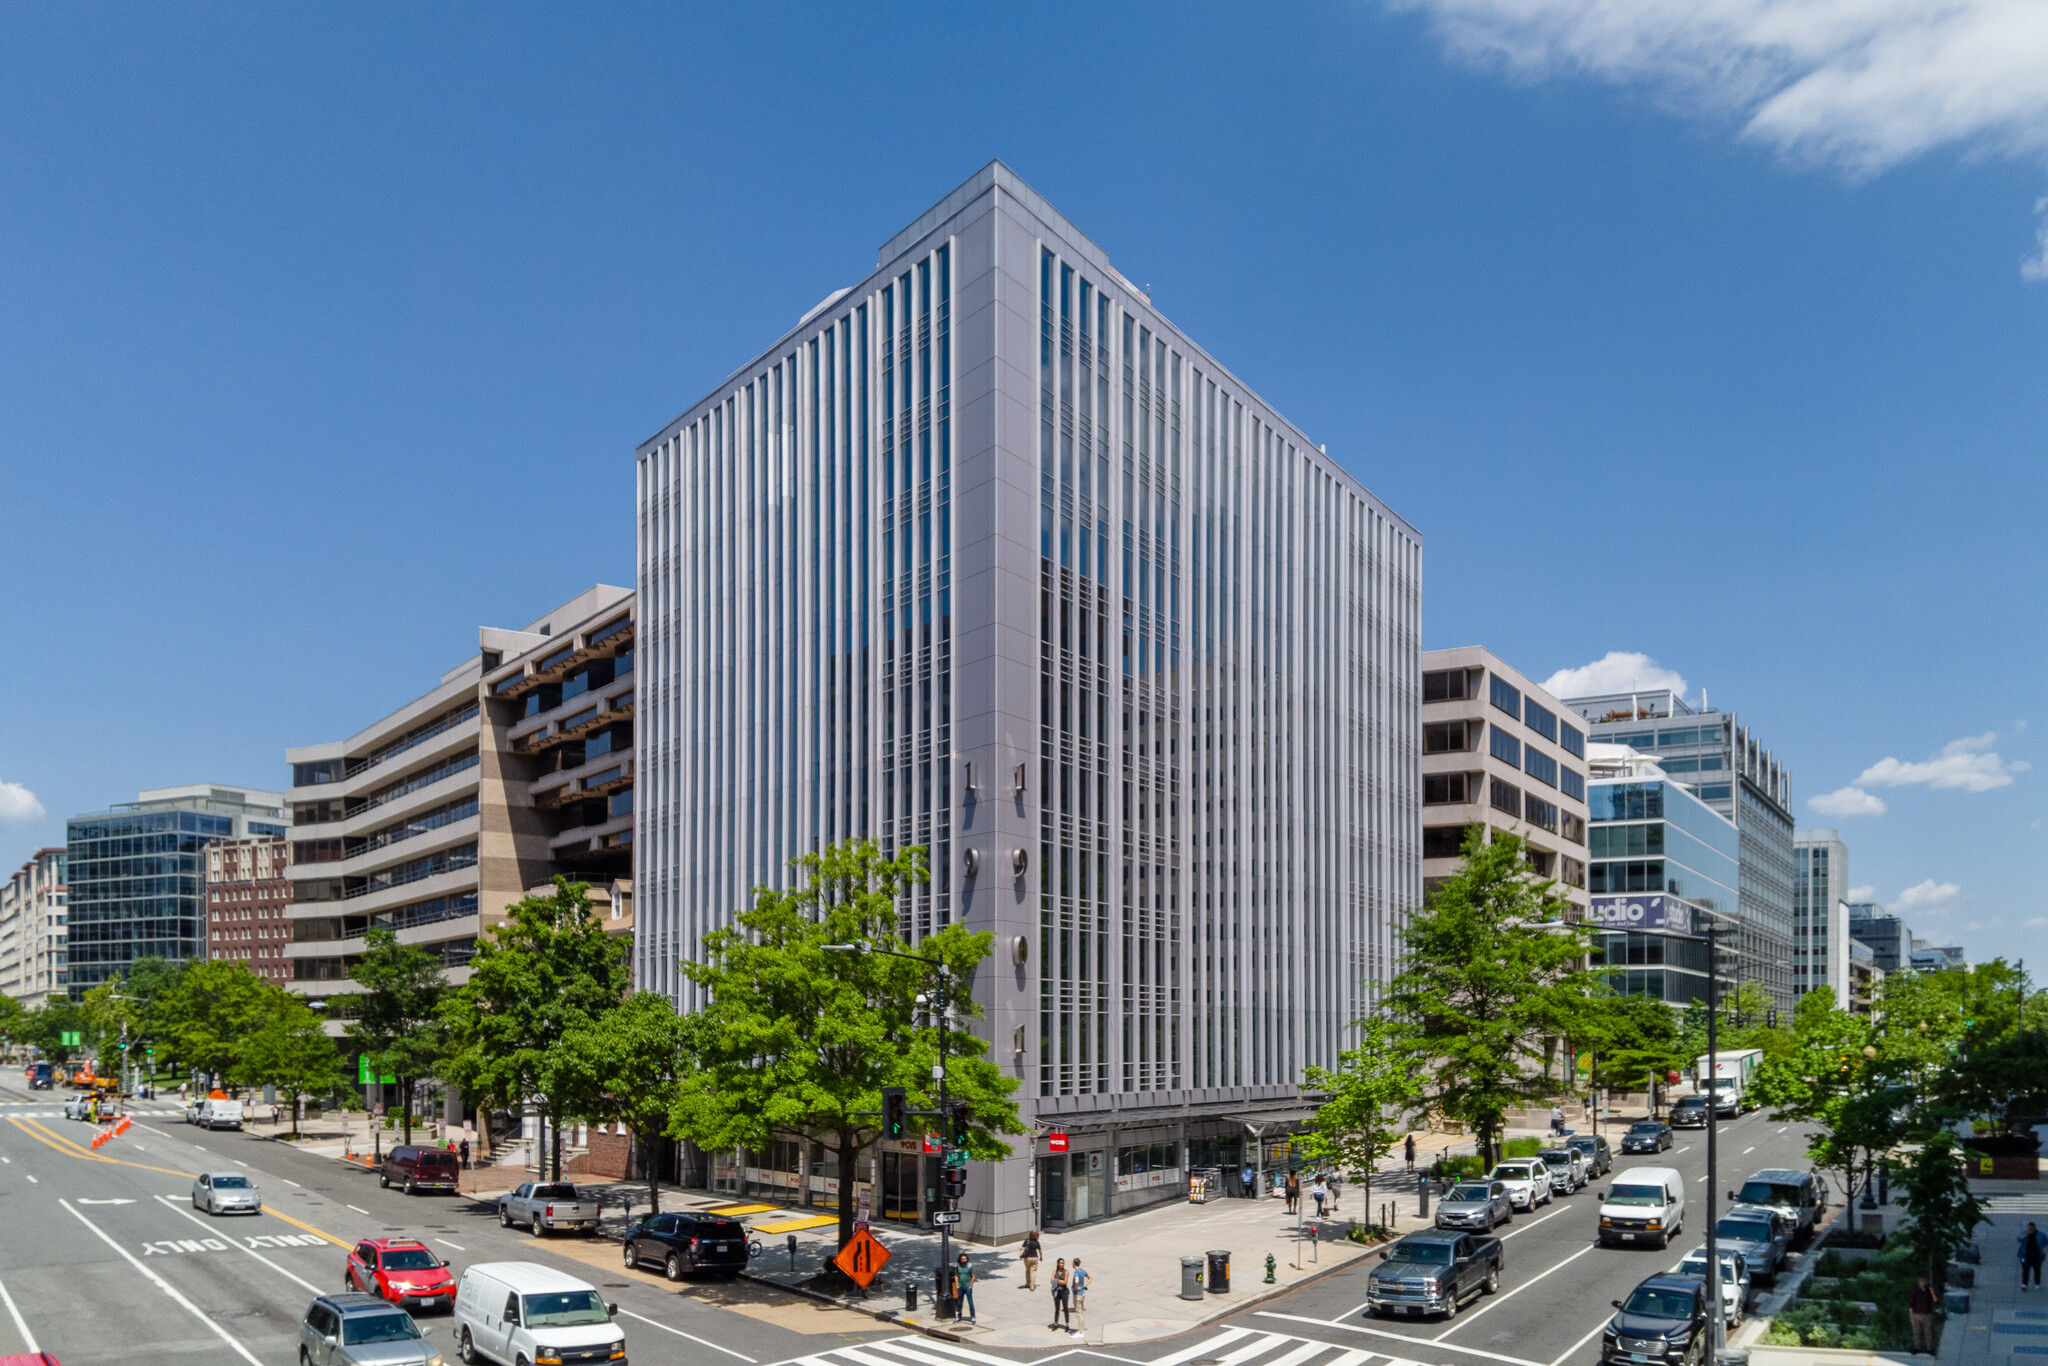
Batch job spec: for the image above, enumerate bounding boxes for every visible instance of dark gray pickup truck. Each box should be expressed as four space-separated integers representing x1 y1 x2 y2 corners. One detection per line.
1364 1230 1505 1321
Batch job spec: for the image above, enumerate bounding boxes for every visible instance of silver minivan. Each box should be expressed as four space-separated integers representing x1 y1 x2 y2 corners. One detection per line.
453 1261 623 1366
299 1292 442 1366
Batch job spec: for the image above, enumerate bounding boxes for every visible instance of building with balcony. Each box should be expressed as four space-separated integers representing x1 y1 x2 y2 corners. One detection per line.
634 161 1421 1238
204 836 293 985
65 785 288 994
1793 828 1852 1007
284 585 633 997
0 848 67 1007
1421 647 1590 913
1560 686 1796 1012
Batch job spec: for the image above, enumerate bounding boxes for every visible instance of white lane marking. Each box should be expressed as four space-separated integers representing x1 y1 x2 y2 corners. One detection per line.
76 1198 134 1205
1776 1127 1788 1134
890 1337 1043 1366
59 1199 265 1365
435 1238 466 1251
1149 1330 1252 1366
280 1178 300 1188
1253 1312 1545 1366
0 1155 9 1163
1436 1243 1596 1341
615 1307 758 1361
1676 1145 1692 1153
1743 1146 1757 1155
346 1204 369 1214
1549 1306 1619 1366
152 1195 324 1294
0 1269 38 1352
231 1158 247 1167
23 1175 36 1184
1497 1205 1566 1240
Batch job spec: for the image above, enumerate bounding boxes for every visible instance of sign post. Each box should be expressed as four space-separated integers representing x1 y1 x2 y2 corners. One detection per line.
833 1226 891 1293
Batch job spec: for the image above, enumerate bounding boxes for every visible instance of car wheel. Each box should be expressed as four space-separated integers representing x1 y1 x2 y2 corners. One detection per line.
667 1251 683 1282
301 1350 311 1366
405 1179 415 1196
380 1172 389 1188
191 1195 200 1209
623 1241 637 1269
500 1207 513 1228
1484 1267 1501 1295
1441 1289 1458 1321
345 1270 355 1290
458 1327 478 1364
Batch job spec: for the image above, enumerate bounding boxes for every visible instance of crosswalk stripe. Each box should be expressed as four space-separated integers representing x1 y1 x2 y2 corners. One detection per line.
1215 1336 1311 1366
835 1347 936 1366
876 1338 1023 1366
1152 1328 1255 1366
1255 1343 1335 1366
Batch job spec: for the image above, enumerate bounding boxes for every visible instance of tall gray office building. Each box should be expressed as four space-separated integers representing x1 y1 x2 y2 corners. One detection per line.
635 162 1422 1236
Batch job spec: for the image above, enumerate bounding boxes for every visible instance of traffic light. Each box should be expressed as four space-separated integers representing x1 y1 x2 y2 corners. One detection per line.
881 1086 907 1140
940 1167 967 1201
949 1101 972 1149
1767 1008 1778 1029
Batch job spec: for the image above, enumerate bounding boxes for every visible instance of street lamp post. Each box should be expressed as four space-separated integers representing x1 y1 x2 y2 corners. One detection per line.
1703 917 1725 1363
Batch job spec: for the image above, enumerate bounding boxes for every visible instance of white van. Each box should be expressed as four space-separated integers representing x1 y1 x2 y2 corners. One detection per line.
453 1261 624 1366
1598 1166 1686 1249
194 1098 244 1130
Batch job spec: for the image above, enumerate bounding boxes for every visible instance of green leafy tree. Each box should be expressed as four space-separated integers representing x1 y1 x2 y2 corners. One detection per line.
80 975 142 1083
1300 1016 1420 1231
1750 990 1899 1205
153 961 272 1088
442 878 630 1179
0 992 25 1055
235 990 352 1137
1588 992 1687 1113
1894 1128 1988 1293
677 840 1024 1250
122 957 188 1075
547 991 692 1216
19 999 85 1058
1384 830 1596 1166
347 928 450 1145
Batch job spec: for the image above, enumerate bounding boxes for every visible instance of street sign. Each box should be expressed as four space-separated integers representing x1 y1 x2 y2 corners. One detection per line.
832 1226 891 1288
922 1132 941 1154
933 1210 961 1225
1047 1131 1069 1153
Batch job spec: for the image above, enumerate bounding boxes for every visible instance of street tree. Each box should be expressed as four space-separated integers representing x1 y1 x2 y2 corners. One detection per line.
1300 1015 1420 1232
1588 992 1687 1114
1383 829 1596 1166
153 961 273 1088
80 975 142 1083
347 928 450 1145
442 878 629 1179
677 839 1024 1250
236 990 352 1137
1894 1128 1988 1292
547 990 692 1216
1749 990 1899 1206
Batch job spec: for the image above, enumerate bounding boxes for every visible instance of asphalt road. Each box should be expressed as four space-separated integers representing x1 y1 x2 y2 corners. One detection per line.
0 1072 903 1366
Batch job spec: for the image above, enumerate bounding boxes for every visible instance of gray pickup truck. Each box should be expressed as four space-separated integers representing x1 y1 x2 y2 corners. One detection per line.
497 1181 603 1236
1364 1230 1505 1321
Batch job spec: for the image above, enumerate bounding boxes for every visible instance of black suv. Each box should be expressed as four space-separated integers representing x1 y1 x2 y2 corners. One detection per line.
622 1210 750 1280
1602 1273 1709 1365
1669 1096 1709 1129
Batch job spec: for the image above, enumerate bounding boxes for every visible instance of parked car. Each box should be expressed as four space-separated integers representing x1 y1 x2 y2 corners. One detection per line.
622 1210 751 1280
1675 1247 1750 1328
453 1262 623 1366
1567 1133 1614 1176
381 1146 461 1196
1363 1230 1504 1321
1434 1180 1514 1232
496 1182 602 1237
188 1097 244 1130
1730 1168 1828 1242
1601 1272 1711 1366
1488 1160 1553 1210
346 1238 457 1313
1538 1146 1589 1194
1598 1166 1686 1249
298 1291 440 1366
1620 1121 1673 1154
191 1170 262 1216
1668 1096 1710 1129
1714 1207 1792 1282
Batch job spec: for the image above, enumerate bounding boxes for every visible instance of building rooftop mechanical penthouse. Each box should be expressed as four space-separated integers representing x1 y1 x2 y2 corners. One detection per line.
285 586 634 999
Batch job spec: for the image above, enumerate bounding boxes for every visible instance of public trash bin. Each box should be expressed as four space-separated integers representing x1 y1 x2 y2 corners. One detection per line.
1180 1256 1205 1301
1950 1264 1975 1289
1944 1289 1971 1315
905 1285 918 1312
1207 1249 1231 1293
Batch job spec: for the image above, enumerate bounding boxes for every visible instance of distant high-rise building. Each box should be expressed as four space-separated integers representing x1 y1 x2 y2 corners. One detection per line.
1910 941 1967 972
1793 829 1852 1007
1560 686 1795 1011
1848 904 1912 975
0 848 67 1007
66 785 289 993
204 836 293 985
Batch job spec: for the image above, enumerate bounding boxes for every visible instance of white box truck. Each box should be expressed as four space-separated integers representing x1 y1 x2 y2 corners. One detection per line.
1696 1049 1764 1114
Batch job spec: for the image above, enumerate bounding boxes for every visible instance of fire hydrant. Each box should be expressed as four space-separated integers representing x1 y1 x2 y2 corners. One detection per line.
1264 1253 1277 1284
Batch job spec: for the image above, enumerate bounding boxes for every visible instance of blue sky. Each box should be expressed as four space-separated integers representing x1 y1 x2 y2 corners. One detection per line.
1 3 2042 964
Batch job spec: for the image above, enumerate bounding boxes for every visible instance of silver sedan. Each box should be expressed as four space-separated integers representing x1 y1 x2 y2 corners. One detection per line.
192 1170 262 1215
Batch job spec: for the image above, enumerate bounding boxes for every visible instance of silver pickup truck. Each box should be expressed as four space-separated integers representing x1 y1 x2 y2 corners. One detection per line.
497 1181 603 1236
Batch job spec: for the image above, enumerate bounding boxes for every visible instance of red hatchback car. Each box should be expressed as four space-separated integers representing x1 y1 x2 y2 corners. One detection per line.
344 1237 456 1311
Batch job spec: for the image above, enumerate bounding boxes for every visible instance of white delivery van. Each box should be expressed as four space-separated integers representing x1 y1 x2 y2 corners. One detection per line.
1598 1166 1686 1249
454 1261 624 1366
196 1097 245 1130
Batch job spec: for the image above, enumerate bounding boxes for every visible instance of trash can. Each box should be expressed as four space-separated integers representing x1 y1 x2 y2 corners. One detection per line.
1945 1289 1971 1315
1950 1264 1975 1289
1207 1249 1231 1293
1180 1256 1204 1301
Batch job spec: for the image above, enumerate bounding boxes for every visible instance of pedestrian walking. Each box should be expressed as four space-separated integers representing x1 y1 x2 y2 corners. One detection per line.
1328 1171 1341 1217
1070 1257 1089 1334
954 1253 977 1323
1404 1134 1416 1168
1311 1174 1328 1218
1050 1257 1072 1331
2022 1223 2045 1288
1550 1105 1565 1136
1020 1230 1041 1290
1241 1162 1255 1198
459 1136 471 1171
1284 1171 1300 1214
1908 1276 1937 1353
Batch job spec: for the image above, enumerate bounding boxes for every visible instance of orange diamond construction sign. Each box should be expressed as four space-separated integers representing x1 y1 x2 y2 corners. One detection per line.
832 1225 891 1288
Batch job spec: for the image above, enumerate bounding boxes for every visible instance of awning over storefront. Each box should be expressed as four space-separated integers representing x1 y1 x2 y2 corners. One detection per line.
1222 1107 1320 1130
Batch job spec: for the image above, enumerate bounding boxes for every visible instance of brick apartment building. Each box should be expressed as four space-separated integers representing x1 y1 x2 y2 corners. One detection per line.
205 836 293 983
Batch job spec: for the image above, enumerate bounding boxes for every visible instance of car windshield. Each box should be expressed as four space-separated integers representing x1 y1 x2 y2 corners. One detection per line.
1622 1287 1698 1319
1680 1254 1741 1283
1629 1123 1664 1135
1719 1217 1774 1242
1447 1185 1494 1202
1738 1181 1802 1206
1491 1165 1532 1180
1383 1243 1454 1266
1568 1138 1598 1152
211 1176 251 1189
1608 1184 1667 1207
380 1249 439 1271
533 1184 580 1200
1675 1096 1704 1106
344 1312 422 1345
1539 1151 1574 1166
522 1290 610 1326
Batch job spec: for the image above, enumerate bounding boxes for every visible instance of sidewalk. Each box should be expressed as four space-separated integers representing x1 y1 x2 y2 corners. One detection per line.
1937 1185 2047 1366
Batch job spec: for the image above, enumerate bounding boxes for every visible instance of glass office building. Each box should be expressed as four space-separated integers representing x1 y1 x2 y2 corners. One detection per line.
1587 778 1738 1004
634 162 1423 1237
66 785 288 994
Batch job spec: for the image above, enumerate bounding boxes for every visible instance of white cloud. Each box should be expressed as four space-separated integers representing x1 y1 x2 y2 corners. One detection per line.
2026 916 2048 929
1808 786 1888 817
0 781 43 825
1855 731 2030 792
1894 878 1961 913
1541 651 1688 703
2026 198 2048 282
1385 1 2048 180
1848 885 1878 902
